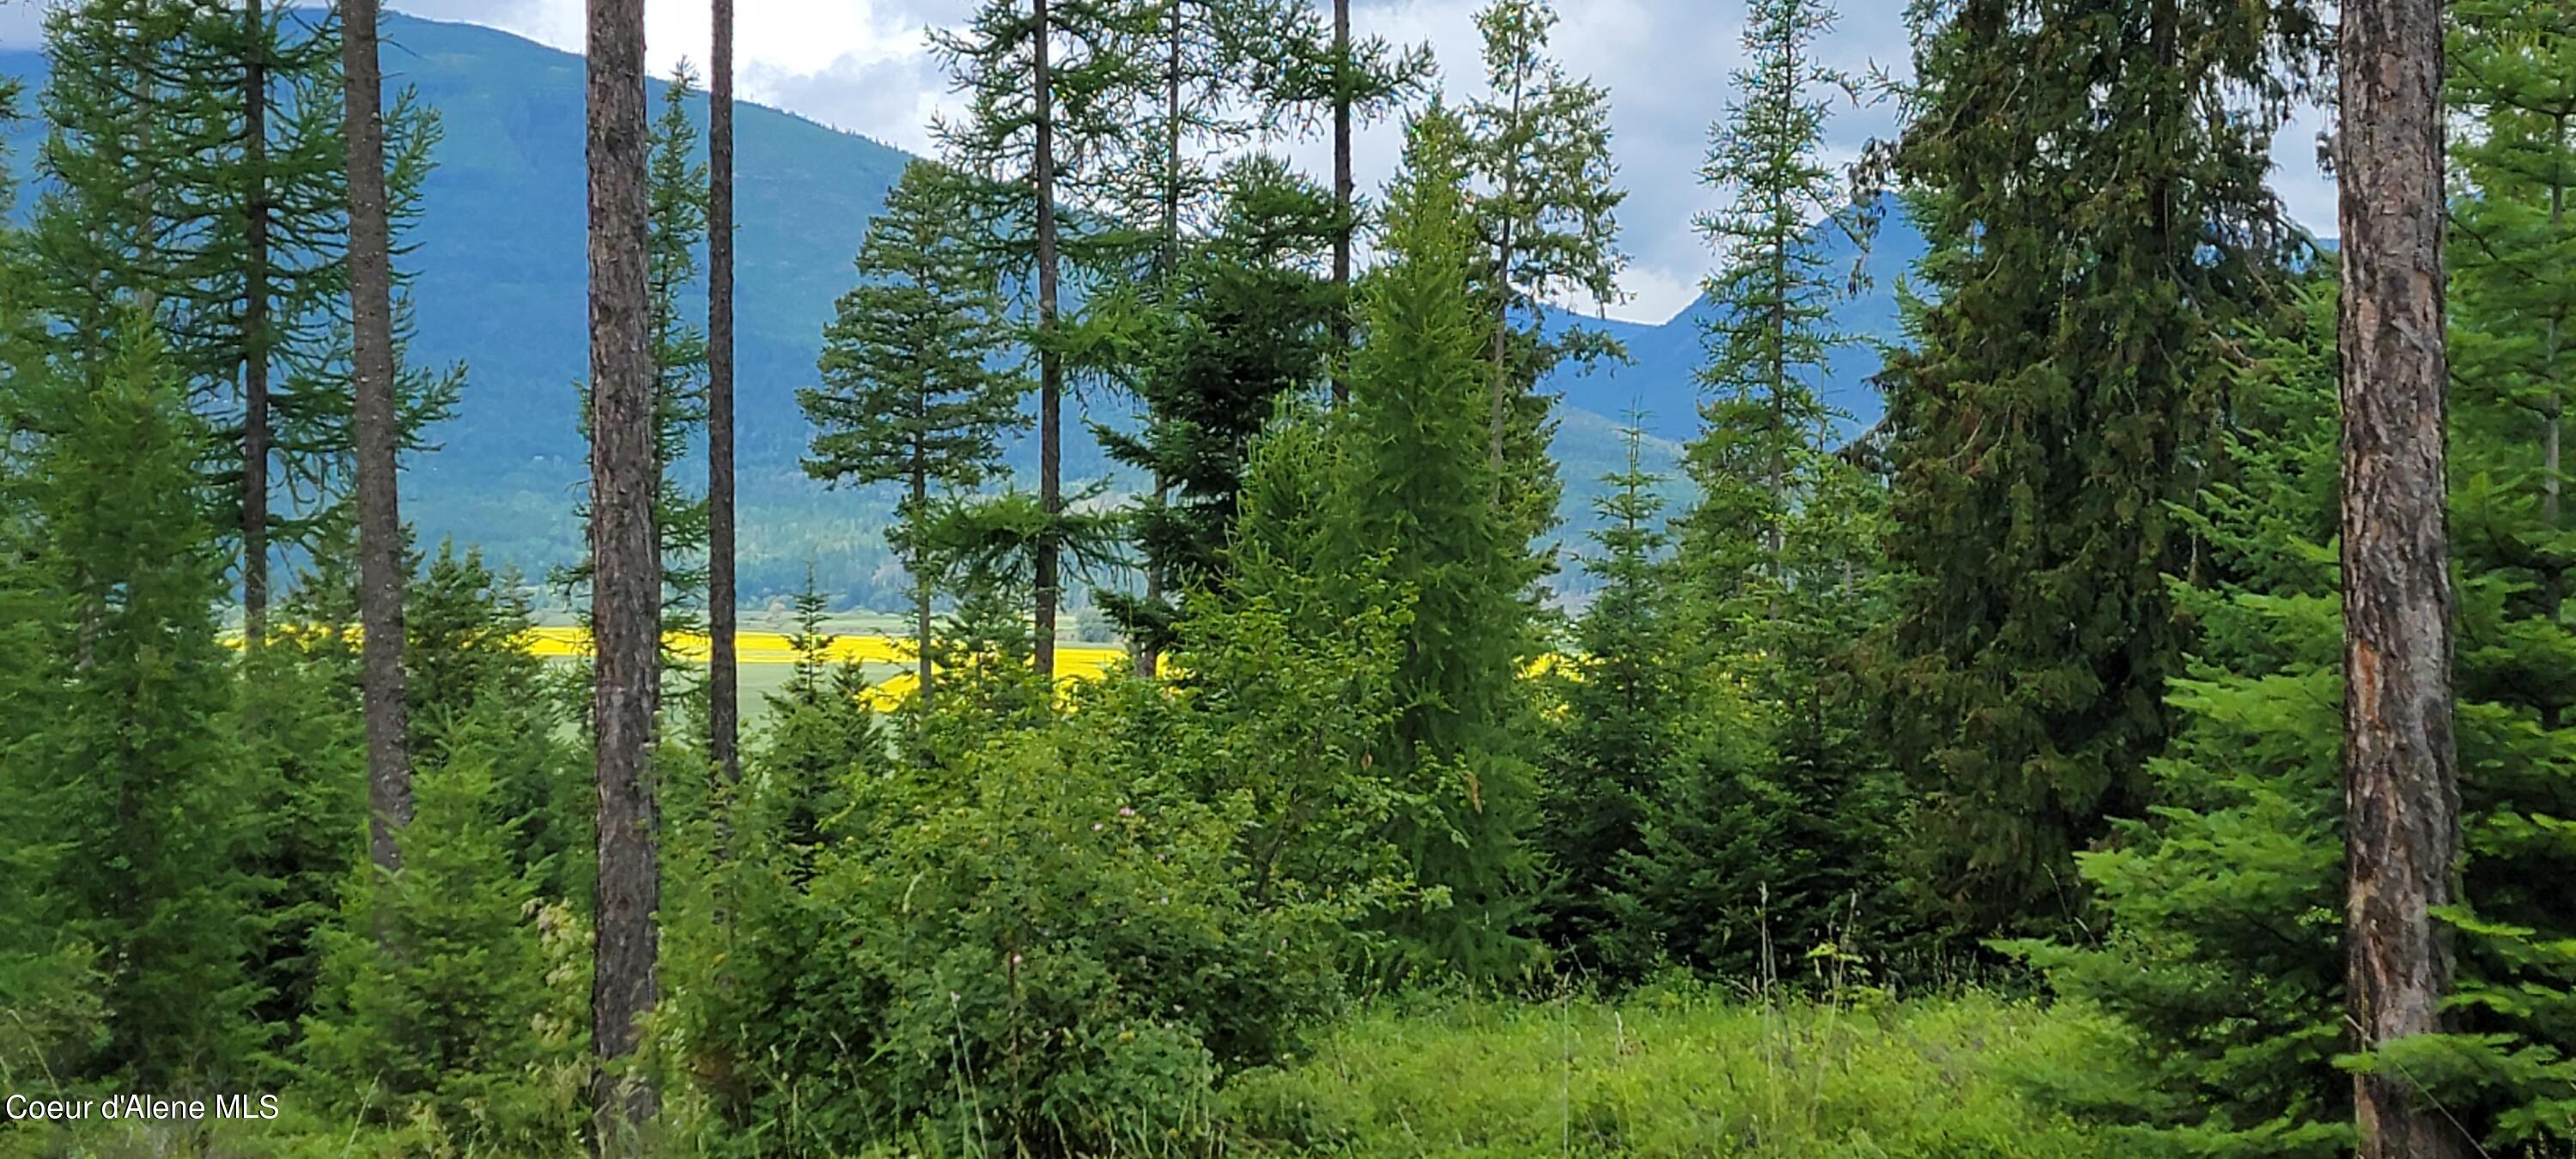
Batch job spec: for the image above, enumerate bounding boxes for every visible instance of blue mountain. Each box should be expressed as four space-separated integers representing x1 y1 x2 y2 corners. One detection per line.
3 13 1923 604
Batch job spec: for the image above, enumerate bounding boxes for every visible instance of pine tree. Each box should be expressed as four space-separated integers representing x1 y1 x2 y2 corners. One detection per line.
26 2 452 636
552 74 710 681
647 66 712 651
1332 107 1544 977
1607 0 1906 982
1235 0 1430 401
1103 0 1309 677
237 539 365 1061
802 159 1024 711
1097 155 1340 658
1462 0 1624 544
933 0 1154 677
0 159 106 1087
1686 0 1856 603
2451 0 2576 666
2016 247 2576 1153
1537 422 1682 974
753 579 880 861
1870 0 2325 935
303 702 586 1152
17 320 258 1089
2337 0 2461 1152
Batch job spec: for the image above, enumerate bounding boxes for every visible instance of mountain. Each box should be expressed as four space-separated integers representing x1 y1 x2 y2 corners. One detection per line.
1540 206 1925 446
3 13 1923 606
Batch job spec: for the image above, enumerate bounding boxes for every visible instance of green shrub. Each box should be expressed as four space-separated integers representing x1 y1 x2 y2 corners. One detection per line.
674 719 1342 1156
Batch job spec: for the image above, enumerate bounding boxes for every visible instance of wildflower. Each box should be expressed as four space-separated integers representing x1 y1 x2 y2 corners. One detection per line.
1092 822 1104 831
1118 806 1136 817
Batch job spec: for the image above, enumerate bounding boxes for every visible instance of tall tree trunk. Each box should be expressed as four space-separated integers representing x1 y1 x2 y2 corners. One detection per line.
1139 0 1182 680
2337 0 2464 1155
242 0 270 646
1329 0 1352 405
1033 0 1061 680
913 441 933 713
1767 228 1788 604
1487 70 1522 486
586 0 659 1145
708 0 740 786
343 0 410 877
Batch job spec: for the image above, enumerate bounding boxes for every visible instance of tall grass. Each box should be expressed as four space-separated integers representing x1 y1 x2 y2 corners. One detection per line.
1223 986 2114 1156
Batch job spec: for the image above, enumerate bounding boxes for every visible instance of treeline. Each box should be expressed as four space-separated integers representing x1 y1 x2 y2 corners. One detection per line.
2 0 2572 1156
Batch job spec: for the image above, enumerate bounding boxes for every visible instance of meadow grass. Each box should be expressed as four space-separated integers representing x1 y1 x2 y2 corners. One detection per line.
2 989 2119 1156
1224 986 2115 1157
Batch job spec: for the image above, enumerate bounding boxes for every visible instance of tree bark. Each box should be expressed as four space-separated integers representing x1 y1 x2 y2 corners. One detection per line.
2337 0 2464 1154
1033 0 1061 680
708 0 739 786
586 0 660 1145
1139 0 1183 680
343 0 410 877
1329 0 1352 405
913 446 933 713
242 0 270 647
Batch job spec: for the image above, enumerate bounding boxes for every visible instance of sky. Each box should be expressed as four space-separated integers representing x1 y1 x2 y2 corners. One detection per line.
1 0 2337 325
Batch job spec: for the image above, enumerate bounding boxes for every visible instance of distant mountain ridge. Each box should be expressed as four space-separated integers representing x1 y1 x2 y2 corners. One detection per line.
2 12 1923 605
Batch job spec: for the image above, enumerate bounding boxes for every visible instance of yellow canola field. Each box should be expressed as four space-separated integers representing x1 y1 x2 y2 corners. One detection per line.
522 628 1134 712
516 627 1130 674
233 628 1562 712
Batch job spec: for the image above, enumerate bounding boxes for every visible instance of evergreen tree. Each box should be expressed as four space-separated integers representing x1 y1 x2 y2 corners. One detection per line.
1870 0 2324 935
25 1 453 633
1331 108 1544 978
303 702 587 1153
1536 422 1683 974
2451 0 2576 655
0 168 106 1089
752 579 881 863
1686 0 1858 603
1232 0 1430 401
934 0 1155 677
407 542 582 896
17 321 258 1089
647 66 712 646
1613 0 1905 983
1102 0 1310 677
343 0 416 884
1097 156 1340 657
802 160 1024 710
236 542 364 1063
1462 0 1624 544
708 0 740 786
